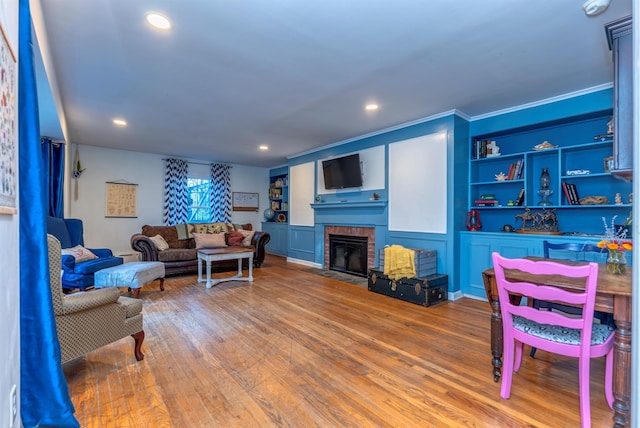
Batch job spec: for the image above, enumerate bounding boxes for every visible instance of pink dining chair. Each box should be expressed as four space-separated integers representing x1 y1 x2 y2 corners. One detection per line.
491 252 615 427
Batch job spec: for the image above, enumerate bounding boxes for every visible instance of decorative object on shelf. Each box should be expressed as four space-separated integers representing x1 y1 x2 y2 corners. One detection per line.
566 169 591 175
615 211 632 237
507 200 514 206
607 116 614 134
494 172 507 181
466 210 482 231
604 156 614 172
515 207 559 233
315 195 322 202
263 208 275 221
372 192 380 200
579 195 609 205
615 193 623 205
628 193 633 204
277 213 287 222
598 216 632 275
532 141 557 151
537 167 553 206
501 224 514 232
486 140 500 157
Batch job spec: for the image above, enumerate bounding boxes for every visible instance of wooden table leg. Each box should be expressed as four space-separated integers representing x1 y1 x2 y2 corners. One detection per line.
483 271 503 382
611 294 631 428
132 288 140 299
158 277 165 291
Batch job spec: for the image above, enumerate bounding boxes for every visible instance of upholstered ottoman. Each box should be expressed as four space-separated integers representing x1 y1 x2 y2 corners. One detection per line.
94 261 165 298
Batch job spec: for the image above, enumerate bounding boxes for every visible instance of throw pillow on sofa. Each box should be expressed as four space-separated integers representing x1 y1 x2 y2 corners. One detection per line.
193 232 227 249
237 230 255 247
61 245 98 262
149 234 170 251
227 230 245 246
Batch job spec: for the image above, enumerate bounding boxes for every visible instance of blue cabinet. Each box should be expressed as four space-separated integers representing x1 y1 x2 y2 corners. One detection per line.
262 222 289 256
460 232 537 298
459 231 625 299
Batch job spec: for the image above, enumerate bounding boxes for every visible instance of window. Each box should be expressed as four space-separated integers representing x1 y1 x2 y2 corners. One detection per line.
187 178 211 222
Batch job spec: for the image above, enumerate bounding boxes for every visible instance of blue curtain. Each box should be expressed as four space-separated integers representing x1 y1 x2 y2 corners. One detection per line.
19 1 79 427
210 163 231 222
41 137 65 217
163 158 189 225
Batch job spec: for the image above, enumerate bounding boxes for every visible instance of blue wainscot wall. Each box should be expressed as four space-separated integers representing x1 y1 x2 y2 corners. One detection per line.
284 110 469 296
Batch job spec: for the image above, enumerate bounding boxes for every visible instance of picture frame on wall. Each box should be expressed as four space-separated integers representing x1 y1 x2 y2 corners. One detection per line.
105 182 138 218
232 192 259 212
0 23 17 215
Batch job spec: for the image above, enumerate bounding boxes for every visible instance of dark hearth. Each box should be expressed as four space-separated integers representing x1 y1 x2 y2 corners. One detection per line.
329 234 368 277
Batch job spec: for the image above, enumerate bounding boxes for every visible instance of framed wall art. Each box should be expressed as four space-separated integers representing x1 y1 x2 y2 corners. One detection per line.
232 192 259 212
105 182 138 218
0 23 16 214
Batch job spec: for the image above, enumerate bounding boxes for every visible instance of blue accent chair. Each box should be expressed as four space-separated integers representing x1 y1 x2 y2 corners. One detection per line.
47 217 123 290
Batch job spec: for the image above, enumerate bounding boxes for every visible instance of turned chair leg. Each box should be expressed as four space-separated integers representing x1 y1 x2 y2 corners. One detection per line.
132 330 145 361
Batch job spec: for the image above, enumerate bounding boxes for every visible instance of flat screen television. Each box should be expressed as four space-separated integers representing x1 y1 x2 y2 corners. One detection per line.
322 153 363 190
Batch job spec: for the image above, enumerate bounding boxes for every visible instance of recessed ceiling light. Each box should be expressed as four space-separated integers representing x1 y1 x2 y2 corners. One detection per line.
259 145 269 151
146 13 172 30
113 118 127 127
365 104 379 111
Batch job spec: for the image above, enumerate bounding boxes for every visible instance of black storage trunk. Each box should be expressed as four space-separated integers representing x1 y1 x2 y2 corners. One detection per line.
367 269 448 307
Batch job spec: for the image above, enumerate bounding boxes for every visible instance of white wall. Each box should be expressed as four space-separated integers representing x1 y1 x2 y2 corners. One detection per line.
1 2 19 427
67 144 269 251
388 132 447 233
316 146 385 194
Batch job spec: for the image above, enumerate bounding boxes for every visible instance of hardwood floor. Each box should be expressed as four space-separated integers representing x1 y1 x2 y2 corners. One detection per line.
64 255 615 427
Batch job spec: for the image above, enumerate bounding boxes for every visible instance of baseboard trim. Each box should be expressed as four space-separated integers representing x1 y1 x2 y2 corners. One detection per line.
286 257 322 269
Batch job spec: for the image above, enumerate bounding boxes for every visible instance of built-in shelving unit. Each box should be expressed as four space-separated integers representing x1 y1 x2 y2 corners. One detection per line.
469 113 632 235
263 168 290 256
268 174 288 223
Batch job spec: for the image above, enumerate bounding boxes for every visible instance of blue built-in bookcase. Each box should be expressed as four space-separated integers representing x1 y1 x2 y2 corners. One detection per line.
469 88 630 235
460 87 632 298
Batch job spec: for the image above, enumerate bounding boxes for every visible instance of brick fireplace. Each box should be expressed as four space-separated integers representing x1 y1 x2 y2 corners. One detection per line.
324 226 375 273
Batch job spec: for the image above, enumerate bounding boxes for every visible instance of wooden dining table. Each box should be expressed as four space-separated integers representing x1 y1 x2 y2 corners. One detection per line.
482 257 632 427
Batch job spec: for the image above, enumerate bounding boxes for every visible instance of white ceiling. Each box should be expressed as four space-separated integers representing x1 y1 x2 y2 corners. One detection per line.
33 0 632 168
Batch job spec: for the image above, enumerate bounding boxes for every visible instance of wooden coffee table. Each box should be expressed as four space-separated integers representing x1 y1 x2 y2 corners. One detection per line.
197 248 254 288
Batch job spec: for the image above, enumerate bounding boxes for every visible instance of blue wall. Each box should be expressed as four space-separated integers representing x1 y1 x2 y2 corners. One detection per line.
273 87 615 296
283 111 470 293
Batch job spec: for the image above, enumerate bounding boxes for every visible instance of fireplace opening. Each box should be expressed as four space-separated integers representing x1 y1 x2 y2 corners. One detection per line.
329 234 368 277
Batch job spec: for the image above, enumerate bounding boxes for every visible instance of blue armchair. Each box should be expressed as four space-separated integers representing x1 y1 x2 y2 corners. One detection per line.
47 217 123 290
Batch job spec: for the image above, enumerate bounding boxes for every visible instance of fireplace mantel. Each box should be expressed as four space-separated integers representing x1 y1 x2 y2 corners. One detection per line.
311 200 387 210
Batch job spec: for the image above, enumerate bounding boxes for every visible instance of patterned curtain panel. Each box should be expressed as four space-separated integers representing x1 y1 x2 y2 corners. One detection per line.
210 163 231 223
163 159 189 225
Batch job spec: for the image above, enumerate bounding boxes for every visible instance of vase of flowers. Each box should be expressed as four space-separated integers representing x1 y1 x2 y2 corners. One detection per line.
598 216 632 275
